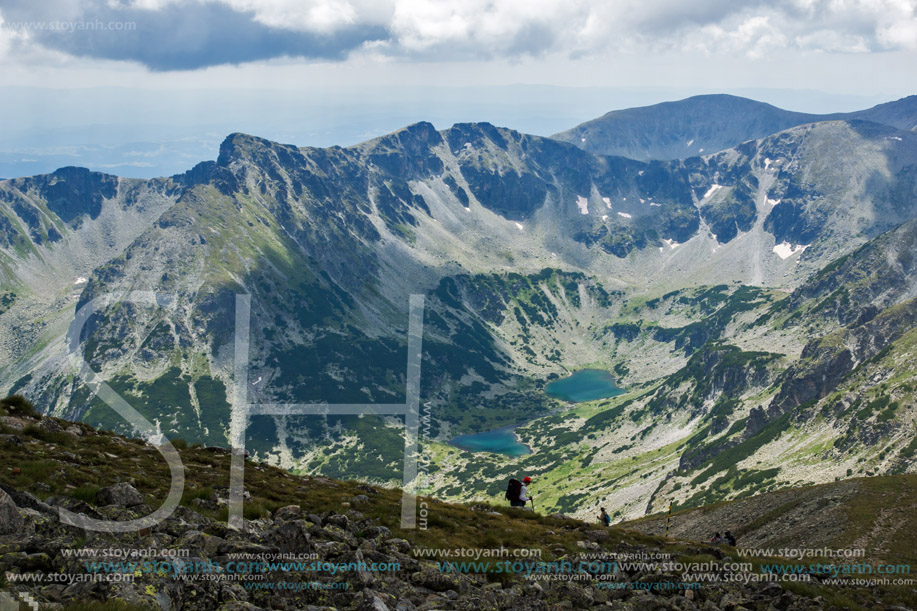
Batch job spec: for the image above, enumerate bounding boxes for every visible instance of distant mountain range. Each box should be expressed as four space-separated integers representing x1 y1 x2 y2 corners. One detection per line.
553 93 917 160
1 94 916 520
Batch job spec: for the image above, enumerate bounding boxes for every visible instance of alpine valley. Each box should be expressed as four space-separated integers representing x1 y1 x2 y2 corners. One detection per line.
2 93 917 523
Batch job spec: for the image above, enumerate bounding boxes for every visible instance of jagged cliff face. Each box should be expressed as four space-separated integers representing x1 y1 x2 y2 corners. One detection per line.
3 105 917 519
0 168 181 396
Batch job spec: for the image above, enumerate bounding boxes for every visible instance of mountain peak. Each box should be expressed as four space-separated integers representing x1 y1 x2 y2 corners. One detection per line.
216 132 273 166
553 92 917 161
401 120 439 136
553 95 823 160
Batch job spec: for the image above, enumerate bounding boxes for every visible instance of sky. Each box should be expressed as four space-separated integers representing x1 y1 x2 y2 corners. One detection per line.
0 0 915 177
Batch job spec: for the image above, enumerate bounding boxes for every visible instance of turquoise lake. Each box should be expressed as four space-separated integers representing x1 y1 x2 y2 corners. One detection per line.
545 369 624 403
449 370 623 456
450 425 532 457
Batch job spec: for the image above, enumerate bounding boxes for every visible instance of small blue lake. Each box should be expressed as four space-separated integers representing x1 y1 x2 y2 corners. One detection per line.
448 370 623 456
545 369 624 403
450 425 532 457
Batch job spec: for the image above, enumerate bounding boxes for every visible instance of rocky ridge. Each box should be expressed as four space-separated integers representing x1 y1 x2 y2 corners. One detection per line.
553 94 917 160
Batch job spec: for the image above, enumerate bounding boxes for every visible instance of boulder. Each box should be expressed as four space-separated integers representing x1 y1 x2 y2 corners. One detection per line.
0 488 24 535
96 482 144 507
410 569 464 593
272 505 303 522
38 418 64 434
365 525 392 539
325 513 349 528
0 484 52 514
584 528 610 541
265 520 312 553
0 434 22 446
359 590 390 611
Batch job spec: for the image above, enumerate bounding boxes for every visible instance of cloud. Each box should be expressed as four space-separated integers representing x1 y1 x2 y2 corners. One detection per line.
387 0 586 58
0 0 389 70
0 0 913 70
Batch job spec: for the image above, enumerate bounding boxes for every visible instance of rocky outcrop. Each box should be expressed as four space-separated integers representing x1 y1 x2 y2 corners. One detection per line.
0 478 859 611
0 488 24 535
769 297 917 418
96 483 145 508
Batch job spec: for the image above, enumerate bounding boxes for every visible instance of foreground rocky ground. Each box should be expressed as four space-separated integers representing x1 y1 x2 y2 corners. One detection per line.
2 396 915 610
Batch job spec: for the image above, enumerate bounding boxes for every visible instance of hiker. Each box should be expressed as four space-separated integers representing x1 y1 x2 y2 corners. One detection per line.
711 532 723 544
505 476 534 508
519 476 534 509
599 507 611 526
724 531 736 546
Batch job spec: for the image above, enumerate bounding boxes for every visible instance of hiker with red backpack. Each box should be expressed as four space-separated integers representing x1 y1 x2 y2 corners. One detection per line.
506 476 534 509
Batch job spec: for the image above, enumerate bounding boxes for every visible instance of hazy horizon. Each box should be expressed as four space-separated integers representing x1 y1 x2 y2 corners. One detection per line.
0 85 907 179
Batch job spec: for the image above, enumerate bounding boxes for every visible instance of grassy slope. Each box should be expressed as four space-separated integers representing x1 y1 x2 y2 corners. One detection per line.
3 397 917 610
621 475 917 568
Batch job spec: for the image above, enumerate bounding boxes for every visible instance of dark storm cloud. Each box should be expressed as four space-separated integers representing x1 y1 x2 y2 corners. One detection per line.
0 0 390 70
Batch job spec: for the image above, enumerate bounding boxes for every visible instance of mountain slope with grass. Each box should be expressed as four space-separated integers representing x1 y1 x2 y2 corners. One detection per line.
426 219 917 523
552 93 917 160
622 474 917 569
2 396 916 611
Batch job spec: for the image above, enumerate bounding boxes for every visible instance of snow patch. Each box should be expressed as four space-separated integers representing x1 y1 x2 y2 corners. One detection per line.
698 148 704 152
601 215 608 221
252 376 263 386
766 198 782 207
638 170 644 176
639 198 645 203
649 202 662 207
74 277 88 285
703 184 723 199
576 195 589 215
887 136 903 142
581 137 586 142
617 211 632 219
773 242 809 259
602 196 611 209
686 139 694 147
514 222 524 232
662 239 679 249
764 157 772 169
464 207 471 212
